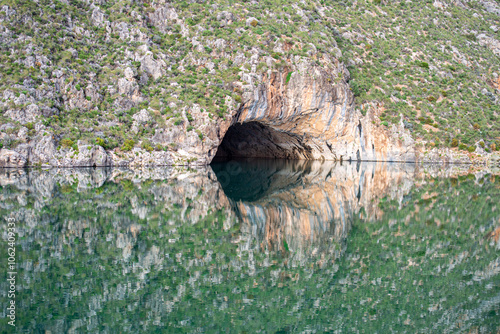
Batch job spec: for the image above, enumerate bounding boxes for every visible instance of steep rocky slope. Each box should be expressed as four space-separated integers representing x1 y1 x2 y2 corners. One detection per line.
0 0 499 166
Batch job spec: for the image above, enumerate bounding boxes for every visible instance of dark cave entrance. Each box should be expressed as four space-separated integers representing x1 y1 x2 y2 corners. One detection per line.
212 121 313 162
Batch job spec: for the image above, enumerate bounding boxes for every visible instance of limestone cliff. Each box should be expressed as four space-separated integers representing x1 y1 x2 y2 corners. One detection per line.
0 62 461 167
211 64 416 164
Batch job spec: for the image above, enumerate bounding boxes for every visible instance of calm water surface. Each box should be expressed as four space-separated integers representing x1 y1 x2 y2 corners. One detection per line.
0 160 499 333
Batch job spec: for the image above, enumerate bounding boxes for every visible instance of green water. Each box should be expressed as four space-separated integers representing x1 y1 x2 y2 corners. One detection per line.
0 161 499 333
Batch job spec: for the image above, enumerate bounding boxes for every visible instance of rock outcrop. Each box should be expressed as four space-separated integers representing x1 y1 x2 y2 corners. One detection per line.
0 62 420 166
0 60 491 167
0 149 27 167
208 63 416 164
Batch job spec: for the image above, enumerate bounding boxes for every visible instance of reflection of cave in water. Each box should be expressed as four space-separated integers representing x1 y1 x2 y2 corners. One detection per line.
211 159 304 202
212 159 415 264
212 159 417 264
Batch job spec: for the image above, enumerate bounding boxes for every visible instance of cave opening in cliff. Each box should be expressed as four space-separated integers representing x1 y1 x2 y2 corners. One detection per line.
212 121 313 161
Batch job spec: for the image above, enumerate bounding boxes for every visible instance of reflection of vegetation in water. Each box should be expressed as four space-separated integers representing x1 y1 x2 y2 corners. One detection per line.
336 174 500 332
0 168 498 333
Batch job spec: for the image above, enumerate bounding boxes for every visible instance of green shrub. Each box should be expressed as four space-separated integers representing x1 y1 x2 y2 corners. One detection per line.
162 106 172 115
151 98 161 110
417 61 429 69
350 79 372 97
26 122 34 130
451 138 458 147
60 138 74 148
95 137 105 147
121 139 135 151
467 146 475 152
464 34 476 42
381 121 389 127
271 52 282 60
458 143 467 151
418 117 433 125
141 140 153 152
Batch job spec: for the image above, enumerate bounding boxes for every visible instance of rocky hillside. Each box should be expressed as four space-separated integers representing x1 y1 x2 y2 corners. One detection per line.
0 0 499 166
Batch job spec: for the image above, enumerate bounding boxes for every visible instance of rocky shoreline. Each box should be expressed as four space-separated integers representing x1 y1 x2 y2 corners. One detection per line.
0 144 498 169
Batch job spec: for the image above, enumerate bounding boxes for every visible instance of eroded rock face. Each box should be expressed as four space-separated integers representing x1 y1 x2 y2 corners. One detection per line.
209 63 416 164
0 149 27 167
0 56 474 167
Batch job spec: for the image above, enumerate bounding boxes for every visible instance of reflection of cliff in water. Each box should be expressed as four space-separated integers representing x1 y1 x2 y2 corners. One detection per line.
212 159 417 262
2 164 497 333
0 162 465 265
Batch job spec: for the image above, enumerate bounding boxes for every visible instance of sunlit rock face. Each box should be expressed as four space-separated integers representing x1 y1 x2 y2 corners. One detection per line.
212 160 417 263
210 65 416 163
